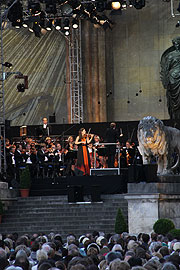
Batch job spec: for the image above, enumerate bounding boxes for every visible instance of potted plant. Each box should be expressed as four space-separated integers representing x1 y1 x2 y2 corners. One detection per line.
0 200 4 223
19 166 31 197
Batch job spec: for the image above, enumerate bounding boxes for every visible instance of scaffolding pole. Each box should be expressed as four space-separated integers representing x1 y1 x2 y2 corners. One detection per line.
0 4 6 175
69 21 83 124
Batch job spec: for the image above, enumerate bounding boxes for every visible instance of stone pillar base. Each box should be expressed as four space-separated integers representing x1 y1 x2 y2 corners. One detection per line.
125 181 180 234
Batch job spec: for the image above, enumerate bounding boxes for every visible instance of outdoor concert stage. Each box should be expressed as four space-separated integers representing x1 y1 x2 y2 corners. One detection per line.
30 169 128 197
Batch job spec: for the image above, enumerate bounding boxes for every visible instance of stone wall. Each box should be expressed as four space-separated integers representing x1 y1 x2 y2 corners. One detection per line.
106 0 179 121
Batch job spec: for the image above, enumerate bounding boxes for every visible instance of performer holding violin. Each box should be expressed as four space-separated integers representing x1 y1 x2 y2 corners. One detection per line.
75 128 94 175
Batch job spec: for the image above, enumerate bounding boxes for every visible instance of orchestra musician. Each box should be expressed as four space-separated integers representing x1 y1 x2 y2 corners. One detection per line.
64 136 76 176
54 143 64 176
121 141 135 167
6 145 16 185
75 128 94 175
37 143 49 176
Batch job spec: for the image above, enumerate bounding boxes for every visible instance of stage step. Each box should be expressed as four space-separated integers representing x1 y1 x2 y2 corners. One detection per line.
0 195 128 240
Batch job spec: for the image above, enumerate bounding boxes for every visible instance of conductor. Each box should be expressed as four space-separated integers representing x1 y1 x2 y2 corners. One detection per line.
105 122 119 168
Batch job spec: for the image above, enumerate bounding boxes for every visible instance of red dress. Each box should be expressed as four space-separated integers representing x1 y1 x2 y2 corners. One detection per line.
77 138 91 175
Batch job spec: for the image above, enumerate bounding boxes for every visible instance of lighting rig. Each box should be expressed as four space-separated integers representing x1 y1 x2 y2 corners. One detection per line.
3 0 146 37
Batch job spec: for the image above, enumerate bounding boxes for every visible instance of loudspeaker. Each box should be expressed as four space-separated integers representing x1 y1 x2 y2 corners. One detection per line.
68 185 84 202
90 168 119 176
91 185 101 202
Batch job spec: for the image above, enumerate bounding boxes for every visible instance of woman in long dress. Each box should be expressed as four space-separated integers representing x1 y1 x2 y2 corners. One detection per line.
75 128 94 175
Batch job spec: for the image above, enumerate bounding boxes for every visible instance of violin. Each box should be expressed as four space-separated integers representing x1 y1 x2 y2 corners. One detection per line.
84 134 94 138
84 128 94 138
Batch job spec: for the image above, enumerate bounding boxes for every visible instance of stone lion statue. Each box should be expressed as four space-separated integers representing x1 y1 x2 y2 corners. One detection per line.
137 116 180 175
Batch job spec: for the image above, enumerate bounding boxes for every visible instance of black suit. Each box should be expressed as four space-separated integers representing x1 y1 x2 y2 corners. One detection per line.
37 149 47 163
6 152 16 181
105 127 119 168
14 150 24 167
38 124 52 140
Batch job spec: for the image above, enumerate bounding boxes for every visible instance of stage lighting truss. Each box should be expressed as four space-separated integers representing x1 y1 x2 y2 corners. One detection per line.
2 0 146 38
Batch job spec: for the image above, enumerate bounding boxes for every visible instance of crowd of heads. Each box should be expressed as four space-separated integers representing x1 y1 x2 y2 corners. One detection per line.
0 230 180 270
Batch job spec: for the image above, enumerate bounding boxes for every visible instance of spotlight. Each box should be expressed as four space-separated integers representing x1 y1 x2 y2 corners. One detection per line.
46 20 52 31
12 19 22 28
3 62 12 68
129 0 133 7
55 19 61 30
17 83 25 92
111 1 121 10
23 19 29 28
28 1 41 15
64 30 70 36
132 0 145 9
63 18 70 30
72 18 78 29
176 21 180 27
122 1 127 9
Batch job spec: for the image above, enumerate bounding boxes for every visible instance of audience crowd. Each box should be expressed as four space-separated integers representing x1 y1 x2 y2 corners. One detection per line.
0 230 180 270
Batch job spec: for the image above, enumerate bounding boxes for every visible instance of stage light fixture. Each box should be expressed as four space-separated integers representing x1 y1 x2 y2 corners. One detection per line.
72 18 78 29
55 19 61 30
111 1 121 10
3 62 13 68
46 20 52 31
28 1 41 15
23 19 29 28
122 1 127 9
64 30 70 36
176 21 180 27
129 0 133 7
132 0 145 9
63 18 70 30
12 19 22 28
17 83 25 92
